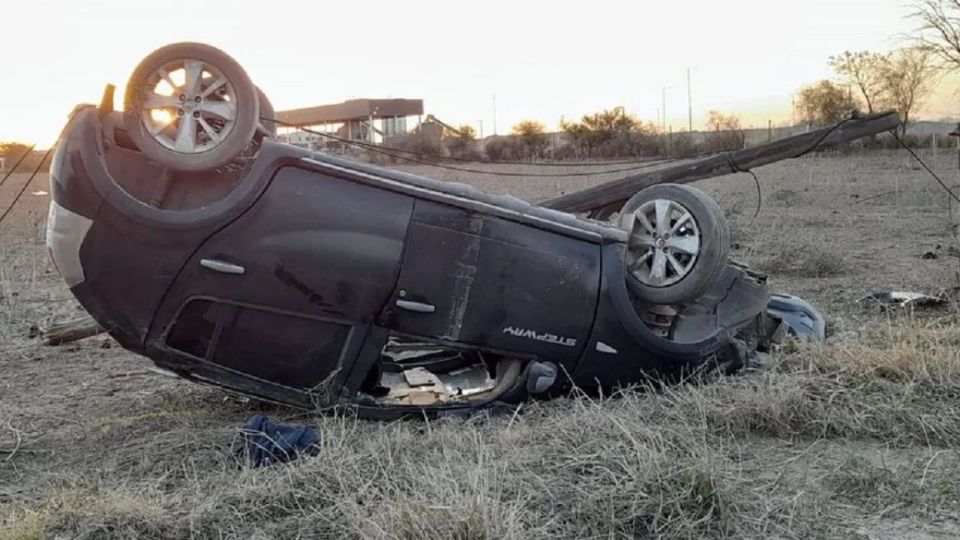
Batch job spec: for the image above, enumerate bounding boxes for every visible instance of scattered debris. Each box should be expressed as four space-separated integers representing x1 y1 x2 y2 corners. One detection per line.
767 293 826 341
380 363 497 406
233 415 320 468
860 291 947 309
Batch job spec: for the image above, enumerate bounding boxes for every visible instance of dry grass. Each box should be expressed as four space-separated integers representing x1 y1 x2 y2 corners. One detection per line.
753 241 849 278
4 319 960 539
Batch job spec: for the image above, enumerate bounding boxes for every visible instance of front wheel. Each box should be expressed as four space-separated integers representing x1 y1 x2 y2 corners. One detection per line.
618 183 729 304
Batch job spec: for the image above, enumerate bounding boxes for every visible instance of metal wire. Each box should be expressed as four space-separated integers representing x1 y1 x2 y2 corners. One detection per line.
0 144 37 190
0 146 54 230
724 115 859 226
891 129 960 205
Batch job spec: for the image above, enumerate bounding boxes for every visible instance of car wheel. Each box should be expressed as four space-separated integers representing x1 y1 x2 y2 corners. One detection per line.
618 183 729 304
256 86 277 139
123 42 259 172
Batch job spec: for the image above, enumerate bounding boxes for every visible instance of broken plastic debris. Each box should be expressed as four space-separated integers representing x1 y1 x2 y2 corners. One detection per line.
860 291 946 309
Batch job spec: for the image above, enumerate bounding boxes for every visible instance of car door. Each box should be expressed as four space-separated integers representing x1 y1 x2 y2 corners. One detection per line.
381 200 601 373
149 165 415 391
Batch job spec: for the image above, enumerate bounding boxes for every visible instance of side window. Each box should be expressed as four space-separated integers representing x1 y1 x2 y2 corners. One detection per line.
212 307 350 389
167 299 221 359
167 299 352 389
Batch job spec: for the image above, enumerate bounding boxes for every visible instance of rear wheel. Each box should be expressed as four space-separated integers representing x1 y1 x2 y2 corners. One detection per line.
123 42 259 172
619 184 729 304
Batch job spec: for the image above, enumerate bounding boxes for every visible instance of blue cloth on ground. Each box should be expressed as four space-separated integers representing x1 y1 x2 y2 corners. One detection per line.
234 414 320 467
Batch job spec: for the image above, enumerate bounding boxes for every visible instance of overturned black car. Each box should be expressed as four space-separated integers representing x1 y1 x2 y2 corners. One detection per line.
47 43 820 418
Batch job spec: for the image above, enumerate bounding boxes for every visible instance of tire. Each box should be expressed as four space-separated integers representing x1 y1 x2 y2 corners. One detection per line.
123 42 259 172
256 86 277 139
618 183 729 304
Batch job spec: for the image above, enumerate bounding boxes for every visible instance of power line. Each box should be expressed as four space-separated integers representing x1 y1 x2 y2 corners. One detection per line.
0 146 54 230
0 144 37 190
891 129 960 205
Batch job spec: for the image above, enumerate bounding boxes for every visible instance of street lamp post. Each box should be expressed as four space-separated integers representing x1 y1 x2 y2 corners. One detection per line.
687 68 691 132
662 87 666 132
662 85 673 132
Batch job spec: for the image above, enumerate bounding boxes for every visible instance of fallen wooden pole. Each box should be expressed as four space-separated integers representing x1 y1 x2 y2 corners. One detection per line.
43 315 105 345
542 111 901 216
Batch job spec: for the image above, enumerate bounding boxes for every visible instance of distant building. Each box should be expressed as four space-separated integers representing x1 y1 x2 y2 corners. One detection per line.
276 98 424 149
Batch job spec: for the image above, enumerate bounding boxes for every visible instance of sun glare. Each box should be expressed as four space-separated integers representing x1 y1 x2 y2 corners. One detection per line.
155 80 176 96
168 68 186 89
150 109 174 125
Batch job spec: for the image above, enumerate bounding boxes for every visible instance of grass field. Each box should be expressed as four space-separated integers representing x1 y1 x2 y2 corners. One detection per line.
2 150 960 538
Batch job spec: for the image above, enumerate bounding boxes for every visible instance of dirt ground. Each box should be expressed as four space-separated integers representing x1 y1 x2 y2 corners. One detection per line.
2 150 960 538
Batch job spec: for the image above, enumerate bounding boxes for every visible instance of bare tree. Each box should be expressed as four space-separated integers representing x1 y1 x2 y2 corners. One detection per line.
0 142 30 160
879 47 937 128
560 106 652 158
455 125 477 140
796 80 858 125
444 124 477 158
913 0 960 69
512 120 547 138
703 111 745 151
512 120 549 159
829 51 888 112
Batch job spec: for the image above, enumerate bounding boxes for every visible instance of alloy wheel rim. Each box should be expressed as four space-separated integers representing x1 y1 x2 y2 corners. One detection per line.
627 198 701 287
137 59 238 154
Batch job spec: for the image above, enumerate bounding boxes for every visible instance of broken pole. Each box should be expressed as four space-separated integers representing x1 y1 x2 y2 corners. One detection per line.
542 111 901 216
42 315 105 345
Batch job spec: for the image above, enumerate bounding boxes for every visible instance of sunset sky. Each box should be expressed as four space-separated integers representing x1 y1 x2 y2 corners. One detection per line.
0 0 947 146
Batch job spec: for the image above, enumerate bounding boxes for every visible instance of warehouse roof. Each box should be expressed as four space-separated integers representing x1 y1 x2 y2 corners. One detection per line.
277 99 424 126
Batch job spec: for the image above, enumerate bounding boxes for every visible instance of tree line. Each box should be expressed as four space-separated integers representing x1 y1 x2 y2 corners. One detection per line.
797 48 935 128
798 1 960 129
386 106 747 163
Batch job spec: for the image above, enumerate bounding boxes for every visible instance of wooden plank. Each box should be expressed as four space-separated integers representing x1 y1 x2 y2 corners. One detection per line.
43 315 105 345
542 111 901 216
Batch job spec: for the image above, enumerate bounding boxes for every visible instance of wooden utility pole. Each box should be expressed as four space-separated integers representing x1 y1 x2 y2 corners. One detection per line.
542 111 901 217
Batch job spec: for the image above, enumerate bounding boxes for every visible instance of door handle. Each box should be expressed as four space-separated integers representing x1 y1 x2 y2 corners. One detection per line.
396 299 436 313
200 258 245 275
